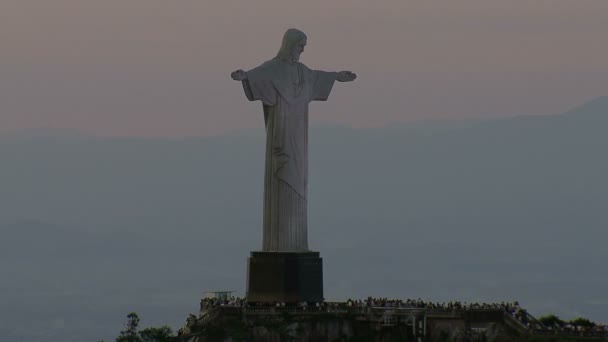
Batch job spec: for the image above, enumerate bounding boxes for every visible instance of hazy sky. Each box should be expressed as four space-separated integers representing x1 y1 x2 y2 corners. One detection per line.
2 0 608 137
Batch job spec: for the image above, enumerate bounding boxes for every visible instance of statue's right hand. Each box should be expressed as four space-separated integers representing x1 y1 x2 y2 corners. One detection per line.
231 69 248 81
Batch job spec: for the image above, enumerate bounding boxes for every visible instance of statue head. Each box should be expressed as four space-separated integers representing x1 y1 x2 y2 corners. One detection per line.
276 28 307 64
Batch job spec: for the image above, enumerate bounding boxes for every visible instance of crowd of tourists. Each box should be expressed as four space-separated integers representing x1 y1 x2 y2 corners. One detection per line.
200 296 245 310
534 323 608 337
536 316 608 335
340 297 521 312
548 324 608 334
193 295 607 337
200 295 524 314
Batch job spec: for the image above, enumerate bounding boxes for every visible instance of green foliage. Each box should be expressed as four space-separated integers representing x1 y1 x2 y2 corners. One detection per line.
538 314 564 327
117 312 142 342
114 312 175 342
568 317 595 328
139 326 174 342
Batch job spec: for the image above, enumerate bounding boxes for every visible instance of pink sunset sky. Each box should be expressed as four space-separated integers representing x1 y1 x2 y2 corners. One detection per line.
1 0 607 137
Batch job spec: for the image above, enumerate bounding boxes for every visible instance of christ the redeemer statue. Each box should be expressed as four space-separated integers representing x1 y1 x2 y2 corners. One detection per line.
231 29 356 252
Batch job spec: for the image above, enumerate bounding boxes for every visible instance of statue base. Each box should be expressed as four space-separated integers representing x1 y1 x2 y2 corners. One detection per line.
246 251 323 303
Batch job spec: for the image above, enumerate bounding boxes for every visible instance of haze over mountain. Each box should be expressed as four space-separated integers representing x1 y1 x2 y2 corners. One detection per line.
1 97 607 342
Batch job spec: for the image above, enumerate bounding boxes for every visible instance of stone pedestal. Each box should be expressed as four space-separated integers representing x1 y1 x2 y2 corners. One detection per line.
246 251 323 303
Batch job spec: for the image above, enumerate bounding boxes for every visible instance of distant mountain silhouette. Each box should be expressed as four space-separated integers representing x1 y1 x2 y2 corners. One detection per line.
562 96 608 118
1 97 607 342
0 128 90 140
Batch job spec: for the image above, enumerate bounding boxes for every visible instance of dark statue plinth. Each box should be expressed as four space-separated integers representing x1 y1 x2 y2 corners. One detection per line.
246 251 323 303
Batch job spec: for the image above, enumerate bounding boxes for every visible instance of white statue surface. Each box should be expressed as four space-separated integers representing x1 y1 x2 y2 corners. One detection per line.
231 28 356 252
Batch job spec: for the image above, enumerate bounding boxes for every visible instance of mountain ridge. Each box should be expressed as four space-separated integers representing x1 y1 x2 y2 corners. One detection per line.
2 96 606 141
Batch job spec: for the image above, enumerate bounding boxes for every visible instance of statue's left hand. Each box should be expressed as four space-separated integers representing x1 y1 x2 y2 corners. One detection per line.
337 71 357 82
231 69 248 81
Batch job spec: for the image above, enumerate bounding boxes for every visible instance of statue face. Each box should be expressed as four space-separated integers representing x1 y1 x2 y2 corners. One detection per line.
291 39 306 62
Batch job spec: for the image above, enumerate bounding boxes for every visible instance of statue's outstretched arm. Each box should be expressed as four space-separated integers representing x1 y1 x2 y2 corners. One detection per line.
336 71 357 82
231 69 248 81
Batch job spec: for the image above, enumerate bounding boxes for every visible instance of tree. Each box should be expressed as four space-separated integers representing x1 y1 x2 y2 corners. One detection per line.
139 326 174 342
538 314 564 328
113 312 176 342
116 312 143 342
569 317 596 328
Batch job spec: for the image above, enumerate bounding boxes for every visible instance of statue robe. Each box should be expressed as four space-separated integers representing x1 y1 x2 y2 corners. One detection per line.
241 58 336 252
